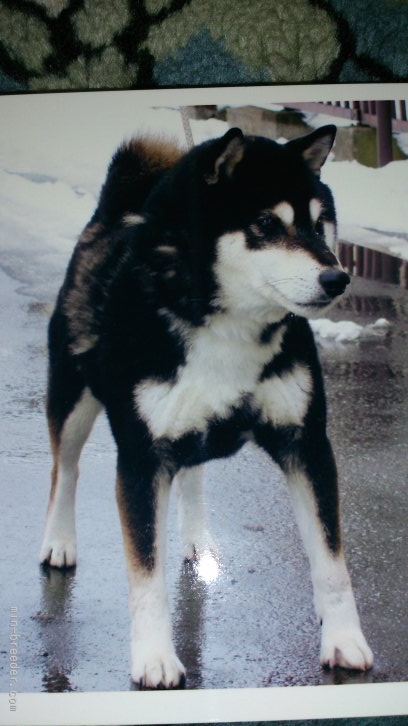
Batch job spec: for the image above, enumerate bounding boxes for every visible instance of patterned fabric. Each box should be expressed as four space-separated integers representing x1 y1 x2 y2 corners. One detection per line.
0 0 407 93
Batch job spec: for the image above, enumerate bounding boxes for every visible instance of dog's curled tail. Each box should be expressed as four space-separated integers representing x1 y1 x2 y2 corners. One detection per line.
93 136 183 226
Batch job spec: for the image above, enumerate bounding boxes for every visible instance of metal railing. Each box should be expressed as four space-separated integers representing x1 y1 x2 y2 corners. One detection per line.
336 240 408 289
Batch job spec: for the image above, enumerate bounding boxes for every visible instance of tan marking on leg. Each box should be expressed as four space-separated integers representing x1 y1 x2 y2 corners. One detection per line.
116 472 148 575
116 469 186 687
40 388 101 567
46 413 60 510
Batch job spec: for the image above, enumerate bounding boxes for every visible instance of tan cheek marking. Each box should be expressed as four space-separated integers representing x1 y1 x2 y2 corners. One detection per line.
310 199 322 223
271 202 295 228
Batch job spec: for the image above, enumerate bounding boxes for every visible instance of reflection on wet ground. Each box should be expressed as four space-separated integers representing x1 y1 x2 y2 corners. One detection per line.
1 272 407 692
33 569 77 693
171 561 209 689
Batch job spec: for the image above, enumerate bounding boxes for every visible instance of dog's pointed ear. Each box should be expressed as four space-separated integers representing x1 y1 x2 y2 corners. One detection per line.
204 128 245 185
288 125 336 176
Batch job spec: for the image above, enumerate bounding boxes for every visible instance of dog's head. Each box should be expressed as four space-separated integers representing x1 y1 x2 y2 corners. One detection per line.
195 125 349 320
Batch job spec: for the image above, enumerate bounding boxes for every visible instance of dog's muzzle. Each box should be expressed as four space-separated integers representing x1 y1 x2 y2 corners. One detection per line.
318 269 350 299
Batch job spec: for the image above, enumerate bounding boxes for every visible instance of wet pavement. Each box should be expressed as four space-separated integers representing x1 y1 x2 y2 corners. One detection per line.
1 266 408 694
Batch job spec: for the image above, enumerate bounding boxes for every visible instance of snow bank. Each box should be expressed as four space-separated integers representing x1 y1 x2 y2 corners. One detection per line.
191 117 228 143
300 111 356 130
310 317 391 344
397 132 408 156
323 159 408 236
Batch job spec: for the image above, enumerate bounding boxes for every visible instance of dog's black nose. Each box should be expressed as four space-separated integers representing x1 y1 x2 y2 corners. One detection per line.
319 269 350 298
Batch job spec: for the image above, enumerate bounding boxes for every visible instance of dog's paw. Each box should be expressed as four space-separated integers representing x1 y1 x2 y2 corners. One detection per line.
131 644 186 689
182 533 215 563
320 627 373 671
39 536 77 569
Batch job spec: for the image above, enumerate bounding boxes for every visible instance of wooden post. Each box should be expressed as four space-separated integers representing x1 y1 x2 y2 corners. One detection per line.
376 100 393 167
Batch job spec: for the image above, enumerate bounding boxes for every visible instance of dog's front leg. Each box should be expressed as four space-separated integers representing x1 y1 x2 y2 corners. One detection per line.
256 423 373 671
284 436 373 671
116 462 185 688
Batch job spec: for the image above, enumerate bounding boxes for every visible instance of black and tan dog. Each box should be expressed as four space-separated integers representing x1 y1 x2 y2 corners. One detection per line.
40 125 373 687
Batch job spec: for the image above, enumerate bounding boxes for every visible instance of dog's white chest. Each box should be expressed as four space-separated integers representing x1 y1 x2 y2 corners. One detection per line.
134 314 278 439
134 314 311 440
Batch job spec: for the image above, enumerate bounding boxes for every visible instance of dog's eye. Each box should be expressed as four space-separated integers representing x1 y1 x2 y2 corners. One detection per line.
247 212 285 248
257 213 281 234
258 213 273 228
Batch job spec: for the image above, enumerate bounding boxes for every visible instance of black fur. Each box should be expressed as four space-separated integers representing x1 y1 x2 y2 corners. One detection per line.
40 126 377 686
47 126 341 565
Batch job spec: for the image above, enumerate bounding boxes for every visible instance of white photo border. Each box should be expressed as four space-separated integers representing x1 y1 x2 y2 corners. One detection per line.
1 82 408 726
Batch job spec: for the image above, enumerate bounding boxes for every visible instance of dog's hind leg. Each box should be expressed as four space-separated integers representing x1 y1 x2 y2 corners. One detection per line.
176 465 212 561
40 385 102 568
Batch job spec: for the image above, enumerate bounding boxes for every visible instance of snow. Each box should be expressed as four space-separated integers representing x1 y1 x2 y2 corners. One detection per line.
324 159 408 238
397 132 408 155
300 111 357 130
310 317 391 344
0 91 407 323
0 98 203 299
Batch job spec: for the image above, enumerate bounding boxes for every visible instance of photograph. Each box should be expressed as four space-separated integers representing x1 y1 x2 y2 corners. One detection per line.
1 84 407 724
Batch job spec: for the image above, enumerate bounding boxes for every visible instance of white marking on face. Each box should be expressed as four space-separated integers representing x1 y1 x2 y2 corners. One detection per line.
271 201 294 227
135 313 286 440
214 232 287 318
255 364 312 426
215 232 336 318
122 213 145 226
309 198 322 223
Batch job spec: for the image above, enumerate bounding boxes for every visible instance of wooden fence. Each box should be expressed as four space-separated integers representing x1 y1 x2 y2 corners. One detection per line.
336 241 408 290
